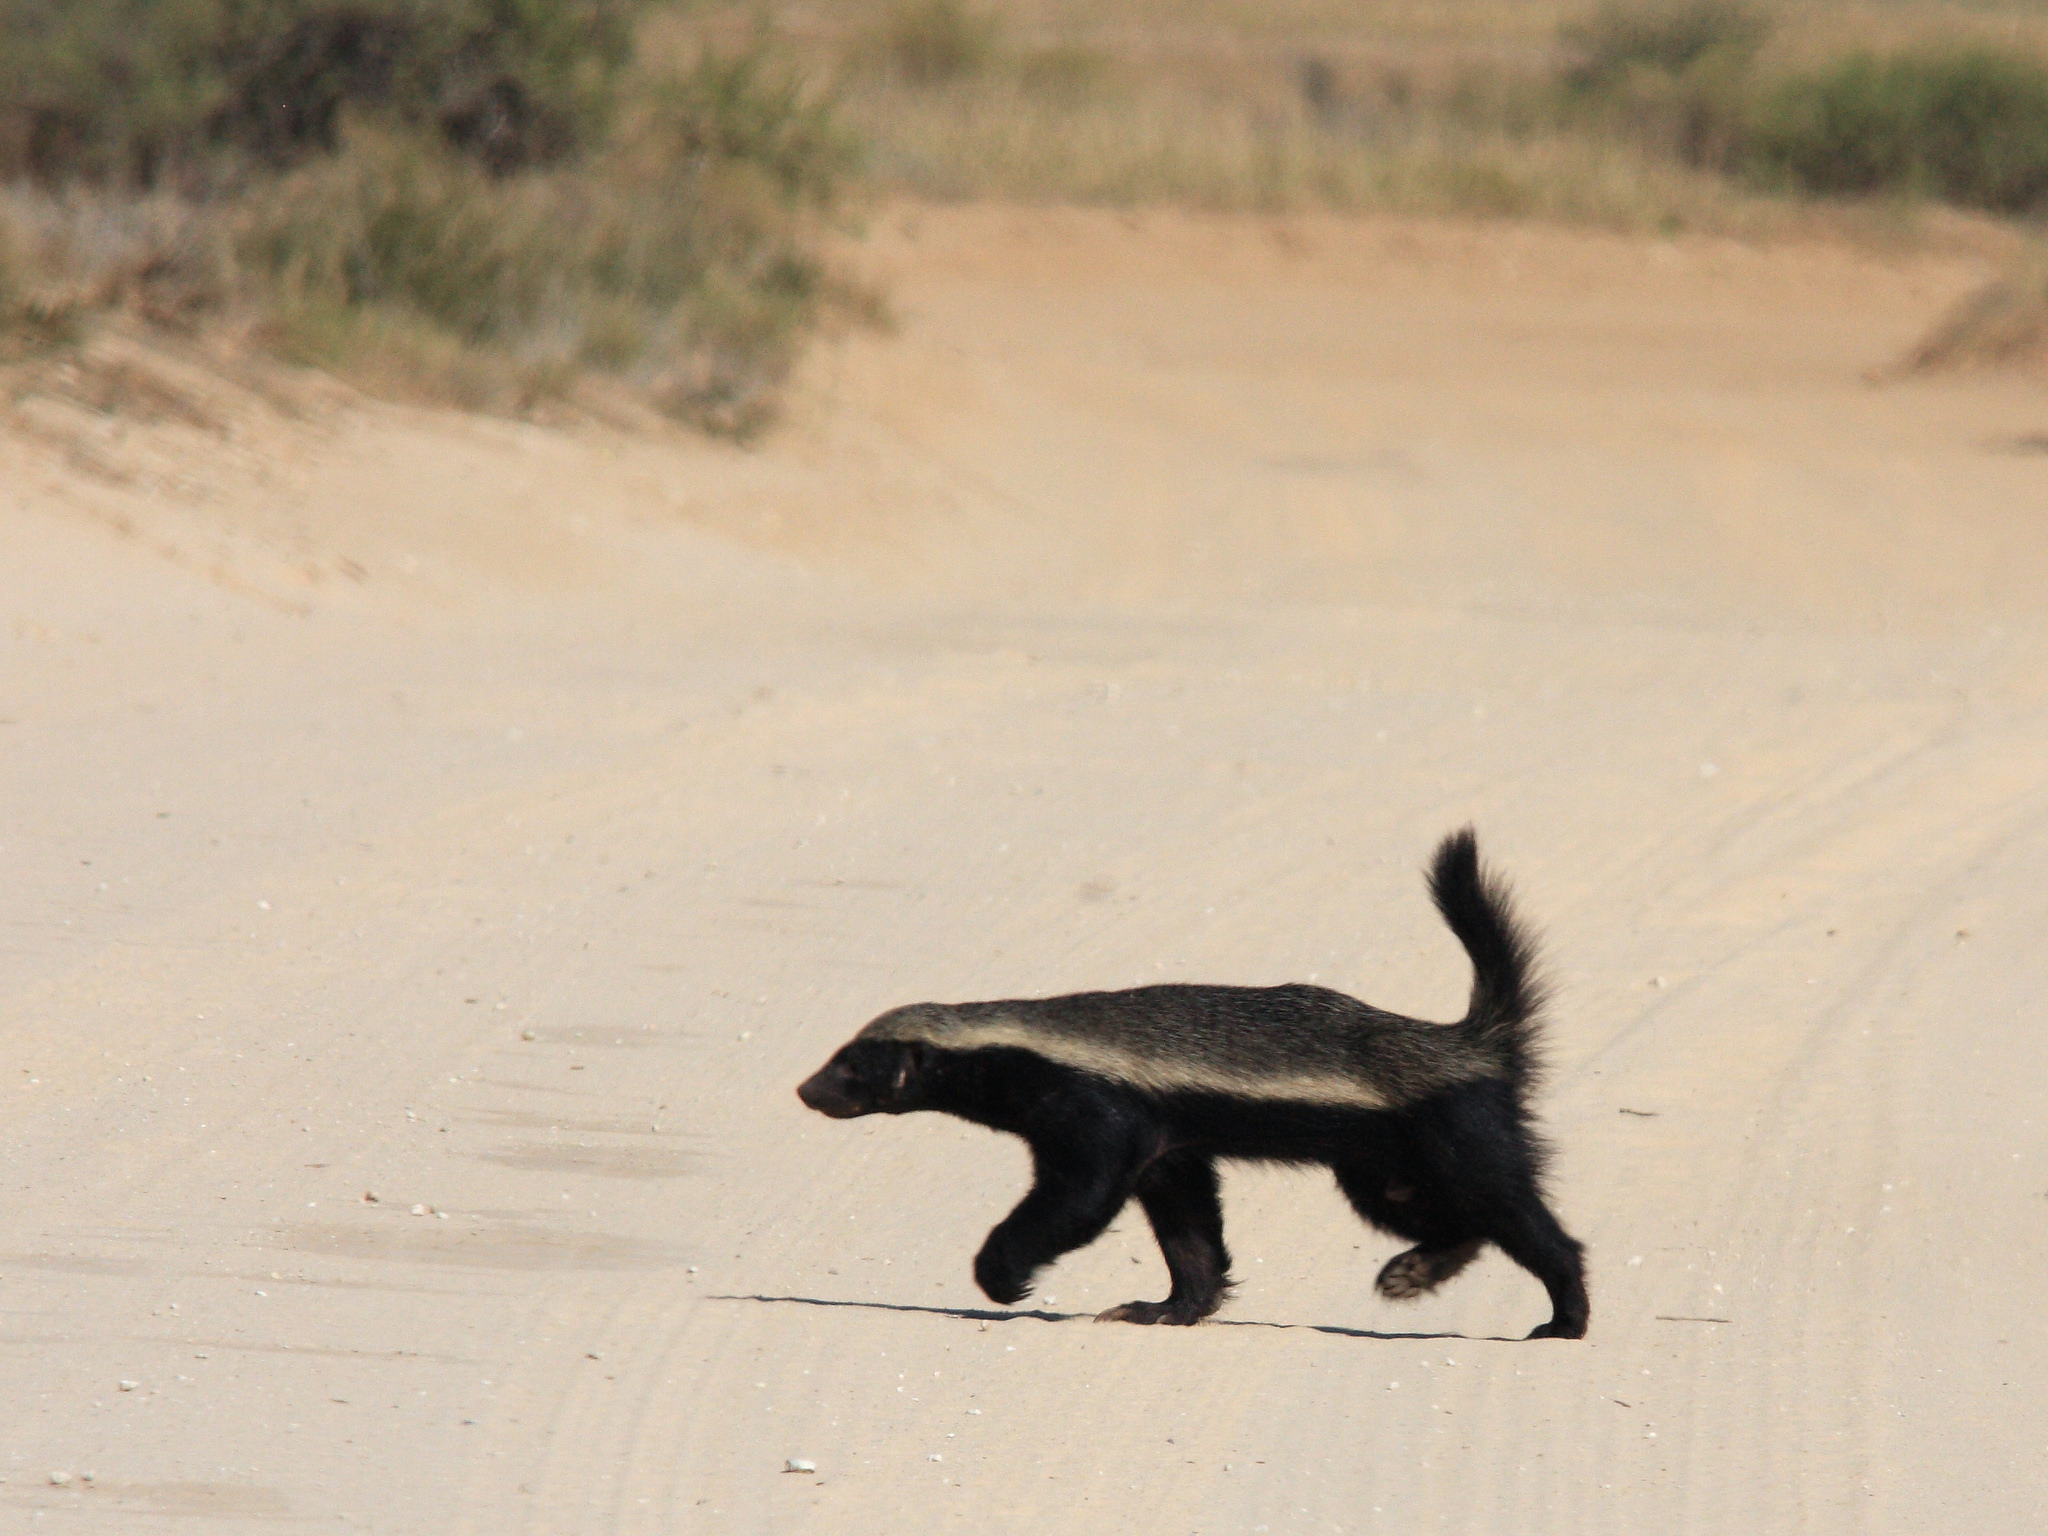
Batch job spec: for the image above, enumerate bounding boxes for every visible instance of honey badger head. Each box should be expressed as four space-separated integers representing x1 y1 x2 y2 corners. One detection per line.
796 1007 950 1117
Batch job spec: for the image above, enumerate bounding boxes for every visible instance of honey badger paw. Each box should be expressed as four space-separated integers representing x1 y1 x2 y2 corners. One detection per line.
1375 1240 1484 1300
1093 1299 1209 1325
973 1242 1032 1307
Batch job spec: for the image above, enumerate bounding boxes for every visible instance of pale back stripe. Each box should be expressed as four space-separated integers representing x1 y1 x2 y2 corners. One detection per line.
870 1015 1393 1110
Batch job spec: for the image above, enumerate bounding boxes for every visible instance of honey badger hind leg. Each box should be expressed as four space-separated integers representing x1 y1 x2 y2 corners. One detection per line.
1335 1107 1589 1340
1095 1153 1233 1326
1333 1158 1487 1299
1375 1239 1484 1300
1486 1195 1589 1340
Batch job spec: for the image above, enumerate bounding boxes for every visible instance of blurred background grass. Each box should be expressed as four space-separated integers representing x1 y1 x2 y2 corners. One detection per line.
7 0 2048 430
0 0 866 433
797 0 2048 222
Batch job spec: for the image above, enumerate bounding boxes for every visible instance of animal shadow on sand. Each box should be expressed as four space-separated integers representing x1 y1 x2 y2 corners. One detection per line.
718 1292 1513 1342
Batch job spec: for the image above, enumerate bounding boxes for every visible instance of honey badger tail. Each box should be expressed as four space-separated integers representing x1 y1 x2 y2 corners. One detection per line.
1427 827 1548 1091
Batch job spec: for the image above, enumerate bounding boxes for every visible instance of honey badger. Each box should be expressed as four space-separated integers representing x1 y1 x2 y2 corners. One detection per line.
796 829 1589 1339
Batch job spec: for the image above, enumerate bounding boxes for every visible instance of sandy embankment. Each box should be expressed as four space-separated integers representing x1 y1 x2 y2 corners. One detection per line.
3 206 2046 1533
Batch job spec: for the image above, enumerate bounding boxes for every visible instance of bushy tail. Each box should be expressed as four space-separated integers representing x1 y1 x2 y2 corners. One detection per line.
1427 827 1548 1090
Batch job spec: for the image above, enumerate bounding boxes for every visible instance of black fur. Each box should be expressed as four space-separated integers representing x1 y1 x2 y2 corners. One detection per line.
796 828 1588 1339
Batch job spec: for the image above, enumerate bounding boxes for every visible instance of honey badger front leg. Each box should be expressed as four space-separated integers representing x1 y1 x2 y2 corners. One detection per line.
973 1114 1153 1307
1095 1152 1232 1325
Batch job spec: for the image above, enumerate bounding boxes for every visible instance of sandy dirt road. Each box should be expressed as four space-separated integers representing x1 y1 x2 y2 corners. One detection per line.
4 207 2047 1533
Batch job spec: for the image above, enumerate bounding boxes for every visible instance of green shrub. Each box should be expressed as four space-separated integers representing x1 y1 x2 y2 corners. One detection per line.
0 0 646 186
240 96 850 435
1752 49 2048 212
638 40 856 209
2 17 868 438
246 127 547 345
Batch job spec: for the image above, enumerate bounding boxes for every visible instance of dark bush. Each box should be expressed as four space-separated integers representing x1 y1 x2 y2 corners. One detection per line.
1751 48 2048 212
235 40 861 436
638 41 856 209
1 11 870 438
0 0 644 186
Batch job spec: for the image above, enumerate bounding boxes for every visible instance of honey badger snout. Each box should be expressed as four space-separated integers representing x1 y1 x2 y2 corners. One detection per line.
796 1059 866 1118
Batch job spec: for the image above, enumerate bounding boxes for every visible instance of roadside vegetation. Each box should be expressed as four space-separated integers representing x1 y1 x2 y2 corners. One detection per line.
8 1 2048 423
811 0 2048 225
807 0 2048 370
0 1 864 434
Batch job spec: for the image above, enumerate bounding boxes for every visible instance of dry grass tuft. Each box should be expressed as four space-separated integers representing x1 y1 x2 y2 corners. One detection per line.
1898 247 2048 376
786 0 2048 234
836 60 1758 230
